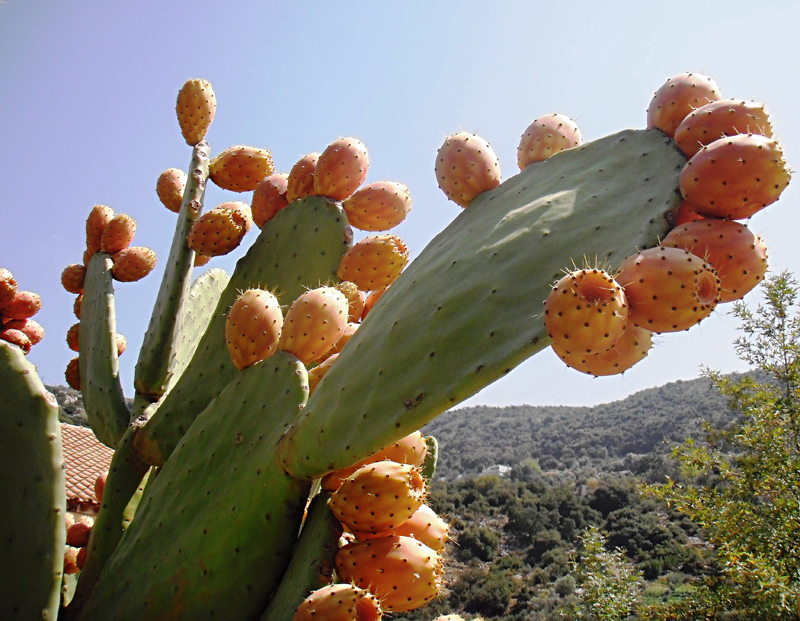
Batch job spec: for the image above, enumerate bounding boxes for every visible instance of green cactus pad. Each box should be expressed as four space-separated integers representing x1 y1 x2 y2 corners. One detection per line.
279 129 686 479
80 252 131 448
0 342 65 621
135 196 351 466
420 435 439 484
80 352 311 620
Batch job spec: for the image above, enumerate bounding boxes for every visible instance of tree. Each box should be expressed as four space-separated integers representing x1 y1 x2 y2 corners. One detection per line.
643 271 800 619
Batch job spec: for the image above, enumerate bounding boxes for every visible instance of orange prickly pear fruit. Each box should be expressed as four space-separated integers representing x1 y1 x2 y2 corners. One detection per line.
73 294 83 319
617 246 720 333
327 321 358 358
221 201 254 233
517 112 582 169
662 218 768 303
674 99 773 159
335 281 366 323
390 503 450 551
187 206 248 257
314 137 369 201
209 145 275 192
544 268 628 355
86 205 115 257
552 322 653 376
111 247 157 282
646 72 721 139
65 357 81 390
286 153 319 203
95 471 107 503
225 289 284 370
337 235 409 291
0 328 32 354
156 168 187 213
176 78 216 146
679 133 790 220
362 286 387 320
66 323 80 352
194 253 212 267
435 131 501 207
335 535 443 612
61 263 86 295
278 286 349 364
292 583 383 621
101 213 137 254
307 353 338 394
673 201 704 226
2 290 41 320
342 181 412 231
4 318 44 346
0 268 17 308
251 173 289 228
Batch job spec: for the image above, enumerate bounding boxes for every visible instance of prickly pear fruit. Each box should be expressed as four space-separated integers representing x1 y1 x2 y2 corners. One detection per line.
64 548 80 575
209 145 275 192
86 205 115 257
66 323 80 352
193 253 212 267
101 213 137 254
0 267 17 308
335 535 443 612
673 201 704 226
292 583 383 621
73 294 83 319
156 167 188 213
647 72 721 139
65 356 81 390
279 287 349 364
3 318 44 346
544 268 628 355
115 333 127 356
342 181 412 231
111 246 157 282
76 546 88 570
435 131 501 207
176 78 216 146
662 219 768 303
679 133 790 220
391 503 450 551
286 153 319 202
674 99 773 158
308 353 338 394
95 470 107 502
0 327 32 354
337 235 409 291
61 263 86 295
2 290 41 320
552 322 653 376
66 521 92 547
225 289 284 370
335 281 366 322
361 286 387 319
314 137 369 201
222 200 254 233
327 321 358 358
187 206 248 256
517 113 582 169
251 173 289 228
618 246 720 333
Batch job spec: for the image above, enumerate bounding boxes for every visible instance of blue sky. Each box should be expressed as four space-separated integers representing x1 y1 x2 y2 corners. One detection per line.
1 1 798 407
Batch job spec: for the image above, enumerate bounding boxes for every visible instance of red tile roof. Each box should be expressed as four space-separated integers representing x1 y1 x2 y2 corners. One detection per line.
61 423 114 509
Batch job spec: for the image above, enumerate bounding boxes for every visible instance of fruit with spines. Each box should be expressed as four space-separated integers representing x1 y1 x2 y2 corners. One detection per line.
307 352 338 394
647 72 721 138
361 286 387 320
3 318 44 346
221 200 254 233
225 289 284 370
552 322 652 376
111 247 156 282
0 328 32 353
517 113 582 169
435 131 501 207
335 281 366 322
101 213 136 255
176 78 216 145
342 180 412 231
187 206 248 257
252 173 289 228
327 321 358 358
674 99 773 158
156 168 188 213
618 246 720 333
64 547 80 575
292 583 383 621
679 133 790 220
73 293 83 319
61 263 86 295
279 286 349 364
0 268 17 308
193 253 212 267
2 290 42 320
314 137 369 201
287 153 319 202
65 356 80 389
337 235 409 291
66 323 80 352
209 145 274 192
86 205 115 257
673 200 704 225
389 503 450 551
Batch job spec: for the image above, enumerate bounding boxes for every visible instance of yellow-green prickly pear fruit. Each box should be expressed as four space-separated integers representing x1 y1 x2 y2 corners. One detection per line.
209 145 274 192
156 167 187 213
225 289 284 370
313 137 370 201
278 286 349 364
292 583 383 621
176 78 216 146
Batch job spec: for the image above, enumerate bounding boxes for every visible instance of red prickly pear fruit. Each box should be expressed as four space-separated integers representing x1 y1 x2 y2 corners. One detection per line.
435 131 501 208
61 263 86 295
2 290 42 320
342 180 412 231
101 213 137 254
225 289 284 370
115 333 127 356
176 78 216 146
0 328 32 354
337 235 409 291
95 471 107 503
64 548 80 575
66 323 80 352
336 535 443 612
362 286 388 320
673 201 704 226
679 133 790 220
662 219 768 303
251 173 289 228
279 287 349 364
292 583 383 621
0 268 18 308
111 247 157 282
64 513 75 530
194 253 212 267
674 99 773 159
86 205 116 258
286 153 319 203
646 72 721 139
618 246 720 333
66 521 92 547
313 137 370 201
544 268 628 355
76 546 88 571
307 353 338 394
187 206 248 257
517 113 582 169
552 322 653 376
156 167 188 213
4 318 44 346
209 145 275 192
65 357 81 390
73 294 83 319
330 460 426 535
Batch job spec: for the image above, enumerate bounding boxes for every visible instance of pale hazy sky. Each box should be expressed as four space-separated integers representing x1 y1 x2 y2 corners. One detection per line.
1 1 798 408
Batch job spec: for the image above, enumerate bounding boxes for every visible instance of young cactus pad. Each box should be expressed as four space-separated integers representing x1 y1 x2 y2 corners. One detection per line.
278 128 686 480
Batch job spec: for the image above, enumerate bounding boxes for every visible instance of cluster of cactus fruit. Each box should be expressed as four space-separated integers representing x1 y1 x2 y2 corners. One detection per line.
0 71 791 620
0 267 44 354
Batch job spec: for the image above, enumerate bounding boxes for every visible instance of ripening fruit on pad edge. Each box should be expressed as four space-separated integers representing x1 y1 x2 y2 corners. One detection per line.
435 131 501 207
646 72 721 139
225 289 284 370
292 583 383 621
552 322 653 376
278 286 349 364
517 112 582 169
